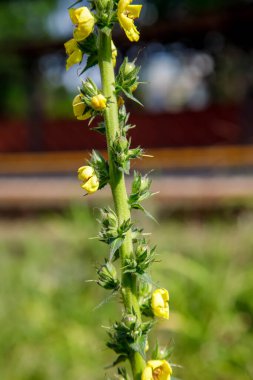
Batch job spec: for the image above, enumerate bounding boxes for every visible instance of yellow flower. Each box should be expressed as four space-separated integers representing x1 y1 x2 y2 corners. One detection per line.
81 175 99 194
69 7 95 42
111 40 117 67
72 94 91 120
142 360 172 380
64 38 82 70
117 0 142 42
77 165 99 194
77 166 95 181
91 94 107 111
151 288 169 319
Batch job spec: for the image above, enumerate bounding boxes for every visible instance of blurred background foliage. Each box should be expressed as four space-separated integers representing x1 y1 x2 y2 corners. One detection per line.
1 207 253 380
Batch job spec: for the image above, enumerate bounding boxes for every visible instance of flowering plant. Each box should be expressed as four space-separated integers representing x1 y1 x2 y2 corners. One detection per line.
64 1 174 379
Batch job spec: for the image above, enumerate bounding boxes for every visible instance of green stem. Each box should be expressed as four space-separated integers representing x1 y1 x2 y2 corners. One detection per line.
98 30 145 379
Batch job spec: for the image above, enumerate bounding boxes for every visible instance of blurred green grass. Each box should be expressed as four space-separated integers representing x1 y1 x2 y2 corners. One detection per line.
0 206 253 380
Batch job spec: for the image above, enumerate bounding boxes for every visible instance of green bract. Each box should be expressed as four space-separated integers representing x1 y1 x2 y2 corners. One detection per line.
88 150 109 189
115 58 142 105
111 134 143 174
97 207 132 260
97 260 120 290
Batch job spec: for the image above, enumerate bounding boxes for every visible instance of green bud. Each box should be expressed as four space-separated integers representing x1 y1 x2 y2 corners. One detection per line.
97 261 119 290
115 58 141 105
138 280 152 298
122 314 137 328
117 136 129 150
100 208 118 229
136 243 148 258
124 61 136 76
81 78 98 98
140 176 151 192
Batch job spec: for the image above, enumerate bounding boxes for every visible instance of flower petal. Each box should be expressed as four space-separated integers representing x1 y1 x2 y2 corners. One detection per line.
118 0 132 14
126 4 142 19
141 365 153 380
82 176 99 194
117 0 142 42
78 166 94 181
64 38 78 55
66 49 83 70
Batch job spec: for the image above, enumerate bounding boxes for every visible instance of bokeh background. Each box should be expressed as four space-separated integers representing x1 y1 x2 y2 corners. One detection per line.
1 0 253 379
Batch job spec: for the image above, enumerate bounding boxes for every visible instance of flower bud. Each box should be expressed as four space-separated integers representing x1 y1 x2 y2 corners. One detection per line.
91 94 107 111
97 261 119 290
81 175 99 194
140 176 150 192
72 94 91 120
122 314 137 328
77 165 94 181
100 208 118 229
136 243 148 258
151 288 169 319
124 61 136 76
117 136 129 151
138 281 152 298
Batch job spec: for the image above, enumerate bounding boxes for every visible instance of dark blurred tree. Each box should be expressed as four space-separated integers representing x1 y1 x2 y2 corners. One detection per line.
0 0 57 42
149 0 244 19
0 0 58 118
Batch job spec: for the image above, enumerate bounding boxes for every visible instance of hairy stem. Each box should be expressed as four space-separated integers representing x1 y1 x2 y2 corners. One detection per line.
98 30 145 379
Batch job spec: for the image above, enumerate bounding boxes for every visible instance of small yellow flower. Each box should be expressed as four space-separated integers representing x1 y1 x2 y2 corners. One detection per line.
117 96 125 108
77 165 99 194
117 0 142 42
72 94 91 120
142 360 172 380
91 94 107 111
64 38 82 70
78 166 95 181
151 288 169 319
81 175 99 194
69 7 95 42
111 41 117 67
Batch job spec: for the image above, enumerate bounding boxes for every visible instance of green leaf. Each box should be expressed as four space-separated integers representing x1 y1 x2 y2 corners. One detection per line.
110 237 124 260
105 355 128 369
91 121 106 135
78 33 98 54
131 203 158 224
68 0 82 9
79 53 98 75
129 335 147 358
